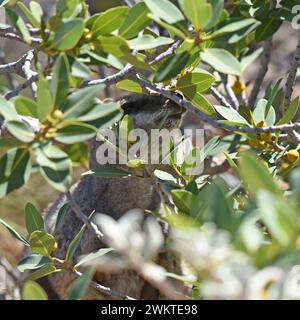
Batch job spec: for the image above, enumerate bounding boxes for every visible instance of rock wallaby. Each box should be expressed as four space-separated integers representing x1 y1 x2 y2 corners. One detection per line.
43 95 185 299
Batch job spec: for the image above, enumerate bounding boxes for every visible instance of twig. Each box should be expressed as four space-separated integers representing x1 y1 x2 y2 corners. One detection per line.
248 38 273 108
0 50 31 75
133 75 300 134
130 262 187 300
21 50 37 94
202 161 230 175
0 28 42 46
210 86 235 110
4 74 38 99
288 130 300 144
220 73 239 109
66 192 104 241
83 40 181 88
284 32 300 108
74 270 136 300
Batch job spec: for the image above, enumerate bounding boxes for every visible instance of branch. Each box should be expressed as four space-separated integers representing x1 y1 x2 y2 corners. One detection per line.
248 38 273 108
21 50 37 94
74 270 136 300
0 50 32 75
220 73 239 109
66 192 104 241
133 75 300 134
4 74 38 99
210 86 235 110
284 32 300 108
0 28 42 46
83 40 181 88
202 161 230 175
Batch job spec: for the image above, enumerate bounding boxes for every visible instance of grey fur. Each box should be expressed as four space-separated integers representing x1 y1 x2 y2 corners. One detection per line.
43 95 184 299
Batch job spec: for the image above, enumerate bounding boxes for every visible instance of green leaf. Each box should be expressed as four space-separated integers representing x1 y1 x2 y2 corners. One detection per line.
5 120 35 143
52 18 84 50
117 79 146 94
96 35 130 58
25 264 57 281
82 168 131 178
144 0 184 24
29 230 56 256
257 191 298 246
148 14 186 40
253 99 276 125
18 254 53 272
65 224 86 263
211 18 259 38
264 79 282 117
71 60 91 79
62 85 103 119
22 281 48 300
17 1 40 28
201 48 242 76
119 2 151 39
29 1 43 26
55 121 96 144
84 50 124 70
178 0 212 31
0 95 19 120
182 90 216 116
177 70 215 93
128 35 173 50
241 48 263 72
50 53 70 108
203 136 227 157
0 148 32 198
0 137 25 151
37 71 53 122
54 203 69 233
171 189 195 214
91 6 128 37
238 152 281 197
277 96 299 125
155 51 190 82
205 0 224 30
214 105 249 124
35 145 72 192
14 96 38 118
75 248 113 268
15 14 31 44
77 101 122 125
255 18 282 42
68 268 94 300
25 202 44 234
0 218 29 246
191 179 238 231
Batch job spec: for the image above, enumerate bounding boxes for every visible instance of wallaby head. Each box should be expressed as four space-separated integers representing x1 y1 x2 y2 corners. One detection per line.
89 94 185 169
120 94 184 131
